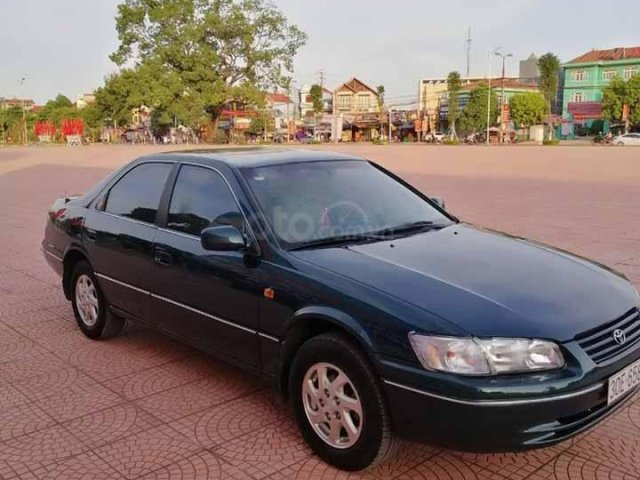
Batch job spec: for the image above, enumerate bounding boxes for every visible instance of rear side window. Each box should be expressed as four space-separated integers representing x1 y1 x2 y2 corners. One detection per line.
104 163 172 224
167 165 243 236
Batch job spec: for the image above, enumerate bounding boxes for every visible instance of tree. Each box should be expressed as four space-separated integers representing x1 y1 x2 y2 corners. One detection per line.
309 84 324 115
459 81 499 133
602 75 640 129
509 92 548 128
538 53 560 114
111 0 307 131
376 85 385 111
447 71 462 138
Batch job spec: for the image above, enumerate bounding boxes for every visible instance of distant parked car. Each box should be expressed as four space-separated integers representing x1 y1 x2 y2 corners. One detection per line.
613 133 640 146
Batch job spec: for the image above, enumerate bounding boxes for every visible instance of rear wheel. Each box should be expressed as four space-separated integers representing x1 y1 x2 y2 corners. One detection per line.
617 141 625 146
70 261 124 339
289 332 396 471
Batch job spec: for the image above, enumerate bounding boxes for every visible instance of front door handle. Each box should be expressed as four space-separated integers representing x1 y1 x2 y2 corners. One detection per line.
154 249 173 266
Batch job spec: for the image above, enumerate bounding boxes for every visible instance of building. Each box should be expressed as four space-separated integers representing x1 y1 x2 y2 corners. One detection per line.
299 85 333 118
460 78 540 104
131 105 152 129
519 53 540 82
0 97 36 111
561 46 640 123
333 78 382 141
266 93 293 135
419 76 518 133
333 78 380 114
76 93 96 110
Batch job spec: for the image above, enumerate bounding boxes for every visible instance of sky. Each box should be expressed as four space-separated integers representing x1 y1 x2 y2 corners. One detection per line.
1 0 639 105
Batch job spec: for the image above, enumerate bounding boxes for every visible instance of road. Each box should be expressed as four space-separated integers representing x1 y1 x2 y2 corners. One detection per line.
0 144 638 479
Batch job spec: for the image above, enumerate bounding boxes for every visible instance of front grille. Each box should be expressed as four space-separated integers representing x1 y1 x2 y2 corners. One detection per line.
575 307 640 364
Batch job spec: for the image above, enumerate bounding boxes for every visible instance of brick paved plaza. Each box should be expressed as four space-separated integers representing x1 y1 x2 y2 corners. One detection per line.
0 144 638 479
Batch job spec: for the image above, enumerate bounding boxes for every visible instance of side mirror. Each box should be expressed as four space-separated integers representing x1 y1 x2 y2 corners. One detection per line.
431 197 446 210
201 225 247 252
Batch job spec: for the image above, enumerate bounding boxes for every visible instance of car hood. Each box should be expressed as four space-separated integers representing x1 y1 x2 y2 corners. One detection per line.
291 225 638 342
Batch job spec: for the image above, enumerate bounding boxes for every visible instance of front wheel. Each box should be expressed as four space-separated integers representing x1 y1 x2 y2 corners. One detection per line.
289 333 396 471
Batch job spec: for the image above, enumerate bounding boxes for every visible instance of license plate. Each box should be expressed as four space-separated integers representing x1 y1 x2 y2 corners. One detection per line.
608 358 640 405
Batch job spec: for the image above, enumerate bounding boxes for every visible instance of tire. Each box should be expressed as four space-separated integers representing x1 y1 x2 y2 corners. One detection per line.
289 332 397 471
617 142 624 146
70 261 124 339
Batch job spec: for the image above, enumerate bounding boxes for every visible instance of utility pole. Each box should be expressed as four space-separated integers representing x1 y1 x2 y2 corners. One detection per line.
417 80 422 142
317 69 325 89
465 27 472 78
494 50 512 143
18 77 27 145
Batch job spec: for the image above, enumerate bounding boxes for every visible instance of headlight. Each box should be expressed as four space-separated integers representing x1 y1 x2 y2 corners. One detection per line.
408 333 565 375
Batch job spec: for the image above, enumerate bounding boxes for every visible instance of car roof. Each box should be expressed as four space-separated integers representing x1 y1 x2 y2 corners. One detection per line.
150 148 367 168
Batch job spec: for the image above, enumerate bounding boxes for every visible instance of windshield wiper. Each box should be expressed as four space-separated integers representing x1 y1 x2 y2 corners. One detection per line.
369 220 447 238
288 233 379 251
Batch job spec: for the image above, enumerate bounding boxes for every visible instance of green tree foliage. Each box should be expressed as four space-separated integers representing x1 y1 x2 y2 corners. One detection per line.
110 0 307 129
36 94 80 126
248 114 274 136
537 53 560 113
376 85 385 111
509 92 548 127
447 71 462 138
309 84 324 115
0 106 36 144
459 81 499 132
602 75 640 126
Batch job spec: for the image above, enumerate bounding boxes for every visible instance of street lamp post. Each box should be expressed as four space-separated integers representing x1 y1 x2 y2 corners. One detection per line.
494 50 512 143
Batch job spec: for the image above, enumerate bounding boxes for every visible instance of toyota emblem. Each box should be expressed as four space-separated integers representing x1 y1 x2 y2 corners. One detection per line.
613 329 626 345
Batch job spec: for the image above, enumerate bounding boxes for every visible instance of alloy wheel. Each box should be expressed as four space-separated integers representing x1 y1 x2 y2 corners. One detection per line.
75 274 99 327
302 362 363 449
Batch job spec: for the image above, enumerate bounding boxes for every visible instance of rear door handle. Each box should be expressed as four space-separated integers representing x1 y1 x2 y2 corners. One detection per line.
153 248 173 266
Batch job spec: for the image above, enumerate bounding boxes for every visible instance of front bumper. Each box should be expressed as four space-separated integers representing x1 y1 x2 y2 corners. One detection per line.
381 343 640 451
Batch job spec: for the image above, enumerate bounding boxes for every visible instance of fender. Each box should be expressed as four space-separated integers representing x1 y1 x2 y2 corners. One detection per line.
286 305 376 354
275 304 382 396
61 242 92 299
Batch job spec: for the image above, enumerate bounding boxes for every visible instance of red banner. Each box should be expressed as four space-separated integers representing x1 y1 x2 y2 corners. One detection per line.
61 119 84 136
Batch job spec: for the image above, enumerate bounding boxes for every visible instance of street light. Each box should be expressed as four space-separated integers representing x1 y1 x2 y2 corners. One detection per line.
494 50 512 143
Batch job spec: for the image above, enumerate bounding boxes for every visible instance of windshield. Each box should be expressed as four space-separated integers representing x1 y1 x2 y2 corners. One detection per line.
241 160 452 248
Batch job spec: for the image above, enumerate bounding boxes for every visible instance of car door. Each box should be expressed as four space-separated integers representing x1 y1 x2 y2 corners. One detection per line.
83 161 174 320
148 163 260 367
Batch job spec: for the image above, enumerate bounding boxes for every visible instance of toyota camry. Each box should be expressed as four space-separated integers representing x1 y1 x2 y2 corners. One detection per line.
42 149 640 471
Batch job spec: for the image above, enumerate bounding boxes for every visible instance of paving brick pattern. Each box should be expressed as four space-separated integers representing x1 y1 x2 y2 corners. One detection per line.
0 145 638 479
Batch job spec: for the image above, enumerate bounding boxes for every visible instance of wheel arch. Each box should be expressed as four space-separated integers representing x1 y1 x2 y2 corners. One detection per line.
62 245 91 300
277 305 378 397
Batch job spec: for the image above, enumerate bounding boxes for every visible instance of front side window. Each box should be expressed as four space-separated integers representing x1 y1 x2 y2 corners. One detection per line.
167 165 242 236
603 69 616 80
357 95 369 109
623 67 638 80
242 160 452 247
104 163 172 224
